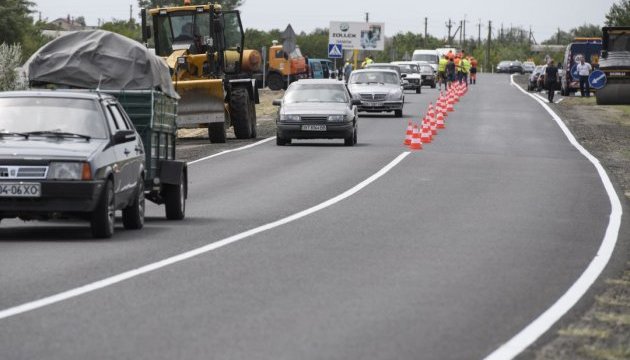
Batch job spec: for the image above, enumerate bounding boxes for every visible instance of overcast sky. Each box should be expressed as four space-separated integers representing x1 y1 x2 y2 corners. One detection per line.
33 0 616 43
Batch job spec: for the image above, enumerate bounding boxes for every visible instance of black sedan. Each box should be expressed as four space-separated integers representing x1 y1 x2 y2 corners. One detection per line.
0 90 145 238
496 60 524 74
274 79 360 146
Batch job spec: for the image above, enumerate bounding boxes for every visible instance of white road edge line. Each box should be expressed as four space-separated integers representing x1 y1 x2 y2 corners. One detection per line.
187 136 276 166
485 76 624 360
0 152 411 320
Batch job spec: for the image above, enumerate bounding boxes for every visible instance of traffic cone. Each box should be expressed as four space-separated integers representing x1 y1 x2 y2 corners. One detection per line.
408 123 423 150
436 112 445 129
428 102 435 118
429 114 438 135
447 101 455 112
403 120 413 145
420 118 432 143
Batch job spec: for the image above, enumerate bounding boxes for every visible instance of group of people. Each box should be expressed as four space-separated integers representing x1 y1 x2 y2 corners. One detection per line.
543 56 593 103
437 51 478 91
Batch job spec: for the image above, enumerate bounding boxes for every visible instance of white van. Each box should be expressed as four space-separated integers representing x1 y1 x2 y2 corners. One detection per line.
411 49 439 73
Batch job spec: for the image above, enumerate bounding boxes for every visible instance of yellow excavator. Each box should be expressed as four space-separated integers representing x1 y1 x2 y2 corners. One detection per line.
141 1 260 143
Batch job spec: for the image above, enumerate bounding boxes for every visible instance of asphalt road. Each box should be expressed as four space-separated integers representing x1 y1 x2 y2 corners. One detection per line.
0 74 617 360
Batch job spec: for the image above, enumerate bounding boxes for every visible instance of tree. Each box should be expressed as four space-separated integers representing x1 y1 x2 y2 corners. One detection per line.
101 19 142 42
606 0 630 26
137 0 243 10
571 24 602 38
0 43 25 91
0 0 35 45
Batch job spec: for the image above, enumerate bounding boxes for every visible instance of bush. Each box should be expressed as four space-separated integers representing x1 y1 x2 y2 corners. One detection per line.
0 43 25 91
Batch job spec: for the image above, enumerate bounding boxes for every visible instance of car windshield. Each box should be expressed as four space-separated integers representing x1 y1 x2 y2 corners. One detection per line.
412 54 438 63
350 71 399 85
608 32 630 52
499 61 510 66
284 84 348 104
0 97 108 139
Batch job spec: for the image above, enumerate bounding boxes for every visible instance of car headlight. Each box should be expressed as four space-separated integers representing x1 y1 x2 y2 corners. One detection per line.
280 114 301 122
388 89 402 100
48 162 92 180
327 114 345 122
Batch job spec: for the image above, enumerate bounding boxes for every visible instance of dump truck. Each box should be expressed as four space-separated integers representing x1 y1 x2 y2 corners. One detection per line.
265 40 309 90
596 26 630 105
25 30 188 224
141 1 259 143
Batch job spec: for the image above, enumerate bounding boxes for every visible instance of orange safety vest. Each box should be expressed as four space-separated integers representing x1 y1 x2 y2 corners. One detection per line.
454 58 461 71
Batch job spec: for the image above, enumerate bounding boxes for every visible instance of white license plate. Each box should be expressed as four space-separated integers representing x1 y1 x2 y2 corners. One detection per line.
0 183 41 197
301 125 327 131
363 101 383 107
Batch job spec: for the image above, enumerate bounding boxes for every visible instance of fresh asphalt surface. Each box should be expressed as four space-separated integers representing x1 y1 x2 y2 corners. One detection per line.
0 74 616 359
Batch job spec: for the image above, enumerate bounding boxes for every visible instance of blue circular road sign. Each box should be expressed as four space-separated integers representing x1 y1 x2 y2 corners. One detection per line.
570 64 579 80
588 70 607 90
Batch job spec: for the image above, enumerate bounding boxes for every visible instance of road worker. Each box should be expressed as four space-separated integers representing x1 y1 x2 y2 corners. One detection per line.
438 54 448 90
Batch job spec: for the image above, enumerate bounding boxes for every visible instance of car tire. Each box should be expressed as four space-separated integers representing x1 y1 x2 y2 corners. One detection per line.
276 134 290 146
231 88 254 139
344 128 355 147
122 177 145 230
395 109 403 118
353 126 358 145
164 181 186 220
91 180 115 239
431 82 436 89
208 122 227 143
416 87 421 94
267 73 284 91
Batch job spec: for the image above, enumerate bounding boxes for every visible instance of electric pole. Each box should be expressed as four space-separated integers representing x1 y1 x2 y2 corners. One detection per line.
424 17 428 46
446 19 453 44
462 16 467 50
478 20 482 48
365 12 369 23
485 20 492 73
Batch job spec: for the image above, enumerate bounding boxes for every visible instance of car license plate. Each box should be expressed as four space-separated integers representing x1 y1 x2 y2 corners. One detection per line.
363 101 383 107
0 183 41 197
301 125 327 131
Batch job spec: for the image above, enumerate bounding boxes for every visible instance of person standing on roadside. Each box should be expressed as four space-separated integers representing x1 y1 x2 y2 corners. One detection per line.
438 54 448 90
445 56 456 90
576 56 592 97
545 60 559 103
343 60 353 83
470 57 478 84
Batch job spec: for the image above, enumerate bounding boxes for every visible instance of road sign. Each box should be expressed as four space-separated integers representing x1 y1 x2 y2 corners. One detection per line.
589 70 607 90
328 43 343 58
570 64 579 80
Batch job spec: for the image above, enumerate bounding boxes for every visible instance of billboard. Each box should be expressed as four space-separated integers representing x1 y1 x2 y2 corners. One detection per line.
329 21 385 51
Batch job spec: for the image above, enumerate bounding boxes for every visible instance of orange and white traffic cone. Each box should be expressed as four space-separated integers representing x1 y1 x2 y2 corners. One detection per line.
429 114 438 135
421 118 432 143
428 102 435 118
403 120 413 145
436 112 445 129
408 123 423 150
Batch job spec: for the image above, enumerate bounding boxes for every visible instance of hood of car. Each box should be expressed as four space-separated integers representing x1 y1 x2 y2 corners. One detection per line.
281 102 350 115
0 138 106 161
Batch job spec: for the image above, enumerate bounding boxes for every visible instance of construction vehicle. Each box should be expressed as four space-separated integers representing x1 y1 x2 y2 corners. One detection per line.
265 40 309 90
560 37 602 96
141 1 259 143
596 27 630 105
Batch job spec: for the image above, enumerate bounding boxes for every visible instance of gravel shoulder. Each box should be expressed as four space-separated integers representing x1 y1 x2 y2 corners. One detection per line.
513 75 630 360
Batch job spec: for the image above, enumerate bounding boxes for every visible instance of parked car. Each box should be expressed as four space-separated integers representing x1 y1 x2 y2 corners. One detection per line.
411 49 440 73
391 61 422 93
365 63 402 79
522 61 536 73
528 65 545 91
307 59 324 79
418 64 437 88
273 79 360 146
0 90 145 238
347 69 405 117
537 65 562 91
496 60 524 74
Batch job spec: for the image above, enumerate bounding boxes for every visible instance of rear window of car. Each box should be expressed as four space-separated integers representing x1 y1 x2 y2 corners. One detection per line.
0 97 108 139
350 71 399 85
284 84 349 104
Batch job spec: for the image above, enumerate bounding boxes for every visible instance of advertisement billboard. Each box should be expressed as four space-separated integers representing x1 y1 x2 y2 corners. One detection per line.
329 21 385 51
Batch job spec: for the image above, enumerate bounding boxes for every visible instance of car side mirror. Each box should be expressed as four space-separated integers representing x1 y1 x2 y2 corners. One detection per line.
401 73 407 78
351 99 361 106
272 99 282 106
113 130 137 144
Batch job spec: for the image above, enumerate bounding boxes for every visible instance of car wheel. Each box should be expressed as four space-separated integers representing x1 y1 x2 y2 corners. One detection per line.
267 73 284 91
344 128 355 146
431 82 436 89
230 87 253 139
165 180 186 220
122 177 145 230
276 134 290 146
416 87 421 94
208 122 227 143
353 126 358 145
394 109 403 118
91 180 115 239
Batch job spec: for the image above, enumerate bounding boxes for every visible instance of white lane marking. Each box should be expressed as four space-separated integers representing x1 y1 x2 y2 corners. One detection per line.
555 98 564 104
188 136 276 166
0 152 411 320
484 76 624 360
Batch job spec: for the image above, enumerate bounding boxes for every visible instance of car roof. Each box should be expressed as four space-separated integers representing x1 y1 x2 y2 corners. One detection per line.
293 79 345 85
351 69 399 75
0 89 115 101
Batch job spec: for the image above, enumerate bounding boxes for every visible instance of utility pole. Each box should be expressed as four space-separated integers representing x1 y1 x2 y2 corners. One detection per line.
478 20 482 48
365 12 369 23
462 16 467 50
446 19 453 44
557 27 560 45
459 20 463 45
424 17 428 46
129 4 133 23
485 20 492 73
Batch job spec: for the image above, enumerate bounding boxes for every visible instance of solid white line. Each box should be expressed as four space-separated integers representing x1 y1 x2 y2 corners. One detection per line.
187 136 276 166
0 152 411 320
484 77 623 360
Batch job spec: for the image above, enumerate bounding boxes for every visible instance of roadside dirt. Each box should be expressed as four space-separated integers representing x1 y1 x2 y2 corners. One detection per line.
514 75 630 360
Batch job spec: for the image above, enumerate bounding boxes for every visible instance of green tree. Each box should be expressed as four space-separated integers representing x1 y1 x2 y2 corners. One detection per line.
137 0 243 10
606 0 630 26
0 43 25 90
101 19 142 42
0 0 35 45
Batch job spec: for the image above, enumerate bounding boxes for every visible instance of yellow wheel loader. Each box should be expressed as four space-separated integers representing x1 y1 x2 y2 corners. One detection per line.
141 2 259 143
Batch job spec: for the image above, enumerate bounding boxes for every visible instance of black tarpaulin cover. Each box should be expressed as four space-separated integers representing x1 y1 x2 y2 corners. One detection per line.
26 30 179 99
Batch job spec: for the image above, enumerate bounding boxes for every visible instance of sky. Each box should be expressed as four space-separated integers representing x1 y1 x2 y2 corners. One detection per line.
33 0 617 44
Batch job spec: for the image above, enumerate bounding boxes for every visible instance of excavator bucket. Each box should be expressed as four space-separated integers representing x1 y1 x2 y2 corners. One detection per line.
174 79 225 127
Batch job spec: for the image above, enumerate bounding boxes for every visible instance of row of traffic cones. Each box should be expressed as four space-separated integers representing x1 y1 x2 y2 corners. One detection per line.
403 82 469 151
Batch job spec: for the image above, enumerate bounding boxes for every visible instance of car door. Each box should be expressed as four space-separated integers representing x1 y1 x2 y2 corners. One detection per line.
105 102 143 206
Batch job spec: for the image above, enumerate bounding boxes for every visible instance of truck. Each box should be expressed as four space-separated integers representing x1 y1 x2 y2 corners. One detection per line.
20 30 187 237
560 37 602 96
141 1 259 143
596 26 630 105
265 40 309 90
